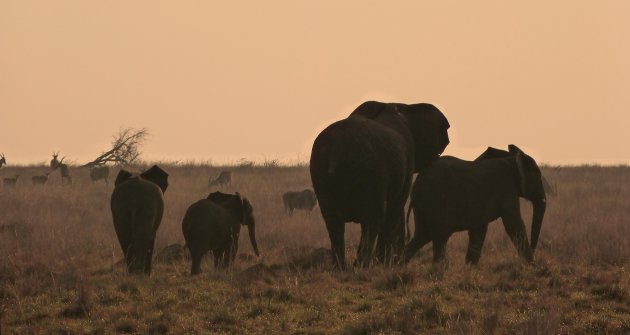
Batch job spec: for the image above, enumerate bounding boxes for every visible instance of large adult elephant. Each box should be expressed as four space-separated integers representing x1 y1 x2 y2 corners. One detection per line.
403 145 546 265
111 165 169 274
310 101 450 269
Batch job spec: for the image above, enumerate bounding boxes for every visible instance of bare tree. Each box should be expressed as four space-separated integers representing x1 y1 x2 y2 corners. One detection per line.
83 128 148 167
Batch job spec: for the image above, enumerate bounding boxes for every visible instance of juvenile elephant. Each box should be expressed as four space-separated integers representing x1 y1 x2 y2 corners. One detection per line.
282 189 317 215
110 165 169 274
182 191 259 275
310 101 450 268
403 145 546 265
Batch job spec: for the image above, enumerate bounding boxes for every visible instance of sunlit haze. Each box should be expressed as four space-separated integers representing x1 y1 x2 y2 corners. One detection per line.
1 1 628 165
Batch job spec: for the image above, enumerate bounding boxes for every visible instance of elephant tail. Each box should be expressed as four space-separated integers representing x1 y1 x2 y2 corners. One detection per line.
405 203 412 243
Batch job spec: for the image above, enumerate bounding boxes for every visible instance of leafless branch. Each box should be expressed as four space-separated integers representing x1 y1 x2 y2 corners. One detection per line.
83 128 149 167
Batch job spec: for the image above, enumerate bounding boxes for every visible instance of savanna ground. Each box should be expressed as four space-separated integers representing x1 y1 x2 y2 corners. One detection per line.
0 163 628 334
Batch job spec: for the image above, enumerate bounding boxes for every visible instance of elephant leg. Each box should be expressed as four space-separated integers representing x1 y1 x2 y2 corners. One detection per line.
144 236 156 274
324 218 346 270
231 238 239 264
375 207 406 265
215 249 230 269
432 237 449 264
127 241 150 274
465 225 488 265
189 245 206 275
112 210 133 265
402 235 431 263
356 221 379 268
501 213 533 262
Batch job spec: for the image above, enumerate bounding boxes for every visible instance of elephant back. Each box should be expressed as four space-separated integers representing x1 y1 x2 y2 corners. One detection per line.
182 199 236 242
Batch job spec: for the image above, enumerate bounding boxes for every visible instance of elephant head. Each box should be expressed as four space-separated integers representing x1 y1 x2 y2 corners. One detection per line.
207 191 259 256
115 165 169 193
115 170 133 186
476 145 547 253
351 101 450 171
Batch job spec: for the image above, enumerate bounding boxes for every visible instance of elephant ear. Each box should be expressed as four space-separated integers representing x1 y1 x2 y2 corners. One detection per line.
114 170 133 187
140 165 169 193
511 146 528 195
240 196 254 224
350 101 400 119
475 147 510 161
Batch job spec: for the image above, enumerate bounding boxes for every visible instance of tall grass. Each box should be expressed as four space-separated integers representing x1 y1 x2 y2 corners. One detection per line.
0 164 628 333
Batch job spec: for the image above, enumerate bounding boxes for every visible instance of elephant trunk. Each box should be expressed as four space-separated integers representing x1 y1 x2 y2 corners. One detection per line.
530 199 546 253
247 222 260 256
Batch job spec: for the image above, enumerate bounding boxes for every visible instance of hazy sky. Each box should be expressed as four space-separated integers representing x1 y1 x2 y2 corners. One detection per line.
1 1 628 165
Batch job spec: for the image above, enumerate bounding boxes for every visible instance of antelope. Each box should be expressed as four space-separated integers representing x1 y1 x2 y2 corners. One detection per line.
50 152 60 170
0 153 6 168
208 171 232 188
89 166 109 184
3 175 19 187
50 153 72 185
32 172 51 185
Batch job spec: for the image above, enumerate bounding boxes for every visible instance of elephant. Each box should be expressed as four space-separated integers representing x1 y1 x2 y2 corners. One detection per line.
310 101 450 269
403 145 547 266
182 191 259 275
282 189 317 215
110 165 169 274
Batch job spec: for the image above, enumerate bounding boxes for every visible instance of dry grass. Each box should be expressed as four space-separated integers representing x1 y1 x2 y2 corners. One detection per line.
0 164 629 334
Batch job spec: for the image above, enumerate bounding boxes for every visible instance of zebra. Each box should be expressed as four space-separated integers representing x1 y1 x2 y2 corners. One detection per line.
0 153 6 168
50 153 72 185
32 172 51 185
282 189 318 215
3 175 19 187
208 171 232 188
89 166 110 184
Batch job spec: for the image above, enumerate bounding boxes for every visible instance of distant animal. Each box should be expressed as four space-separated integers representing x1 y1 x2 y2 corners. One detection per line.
3 175 19 187
90 166 110 184
310 101 451 269
110 165 169 274
182 191 259 274
50 152 61 170
0 153 6 168
403 145 547 266
208 171 232 188
282 189 318 215
32 172 51 185
50 153 71 185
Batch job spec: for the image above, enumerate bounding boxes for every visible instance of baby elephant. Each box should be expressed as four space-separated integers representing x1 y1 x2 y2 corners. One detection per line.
182 191 260 274
282 189 317 215
404 145 547 265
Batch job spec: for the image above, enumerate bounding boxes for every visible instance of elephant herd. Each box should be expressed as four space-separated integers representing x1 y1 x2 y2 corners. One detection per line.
110 100 547 276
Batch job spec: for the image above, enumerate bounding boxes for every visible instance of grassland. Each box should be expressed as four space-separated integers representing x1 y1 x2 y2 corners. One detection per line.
0 164 628 334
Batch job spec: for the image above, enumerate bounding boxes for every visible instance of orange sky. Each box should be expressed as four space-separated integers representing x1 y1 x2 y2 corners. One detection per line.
1 1 629 165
